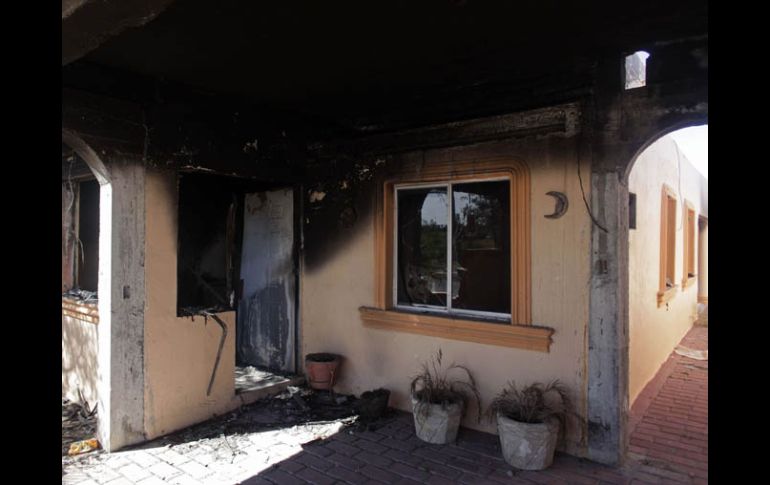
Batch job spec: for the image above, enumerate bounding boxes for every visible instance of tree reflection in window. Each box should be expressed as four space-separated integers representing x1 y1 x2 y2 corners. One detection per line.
396 180 510 317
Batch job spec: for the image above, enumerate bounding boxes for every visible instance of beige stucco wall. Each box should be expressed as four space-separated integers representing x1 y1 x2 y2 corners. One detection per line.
62 315 99 407
301 137 591 454
144 169 237 439
628 135 707 404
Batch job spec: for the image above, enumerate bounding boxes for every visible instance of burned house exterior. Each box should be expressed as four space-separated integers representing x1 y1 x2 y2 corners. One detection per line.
62 0 708 466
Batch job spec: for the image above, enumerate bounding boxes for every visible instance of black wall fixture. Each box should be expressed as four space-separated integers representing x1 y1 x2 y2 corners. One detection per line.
544 191 568 219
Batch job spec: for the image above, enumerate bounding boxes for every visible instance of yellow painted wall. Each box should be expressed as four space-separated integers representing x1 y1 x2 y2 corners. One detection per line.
628 135 707 404
62 315 99 407
301 137 591 454
143 169 238 439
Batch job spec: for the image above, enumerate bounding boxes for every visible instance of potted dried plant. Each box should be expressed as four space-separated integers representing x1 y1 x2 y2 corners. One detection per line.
410 349 481 444
487 380 573 470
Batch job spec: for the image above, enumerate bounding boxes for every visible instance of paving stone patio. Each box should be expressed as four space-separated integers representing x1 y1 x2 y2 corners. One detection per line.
63 327 707 485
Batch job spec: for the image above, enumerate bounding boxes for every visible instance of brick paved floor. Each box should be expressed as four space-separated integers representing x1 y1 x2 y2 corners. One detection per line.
626 326 708 484
63 328 707 485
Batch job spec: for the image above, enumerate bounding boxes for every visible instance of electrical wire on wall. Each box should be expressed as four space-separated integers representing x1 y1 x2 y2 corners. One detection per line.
576 107 609 234
63 154 86 280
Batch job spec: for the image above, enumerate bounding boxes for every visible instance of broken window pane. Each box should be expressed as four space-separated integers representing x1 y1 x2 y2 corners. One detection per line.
177 174 238 313
452 181 510 314
396 187 448 308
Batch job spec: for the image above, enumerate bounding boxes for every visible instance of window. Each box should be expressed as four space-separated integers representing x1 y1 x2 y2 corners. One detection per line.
625 51 650 90
395 180 511 319
62 178 100 296
360 158 554 352
658 186 678 306
682 201 696 287
629 192 637 230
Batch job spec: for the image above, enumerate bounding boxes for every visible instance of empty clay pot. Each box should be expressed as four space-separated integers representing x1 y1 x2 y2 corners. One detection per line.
305 353 341 390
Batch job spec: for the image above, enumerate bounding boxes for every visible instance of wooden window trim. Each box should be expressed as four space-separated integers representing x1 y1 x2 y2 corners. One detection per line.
682 200 696 287
360 307 553 352
361 156 550 351
657 285 678 306
658 185 678 307
62 297 99 324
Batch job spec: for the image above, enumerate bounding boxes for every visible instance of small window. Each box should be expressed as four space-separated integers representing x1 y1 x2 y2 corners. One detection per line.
625 51 650 90
658 186 677 306
682 202 696 286
629 192 637 230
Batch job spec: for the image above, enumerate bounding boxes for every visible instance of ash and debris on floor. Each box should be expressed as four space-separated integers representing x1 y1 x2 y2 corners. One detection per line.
234 366 288 392
63 385 396 474
62 398 98 456
62 288 98 303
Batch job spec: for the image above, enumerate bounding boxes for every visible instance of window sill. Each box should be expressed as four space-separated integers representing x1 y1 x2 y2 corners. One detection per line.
62 297 99 324
359 307 553 352
682 276 696 289
657 286 678 307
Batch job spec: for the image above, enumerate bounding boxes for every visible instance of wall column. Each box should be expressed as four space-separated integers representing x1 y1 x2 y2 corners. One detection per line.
96 157 147 451
587 168 630 466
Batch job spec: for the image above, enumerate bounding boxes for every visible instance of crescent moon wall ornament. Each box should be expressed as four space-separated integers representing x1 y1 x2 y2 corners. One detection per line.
544 191 569 219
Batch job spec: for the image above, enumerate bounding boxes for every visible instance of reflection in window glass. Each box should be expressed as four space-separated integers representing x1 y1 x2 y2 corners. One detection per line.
397 187 448 307
452 181 510 314
395 180 511 318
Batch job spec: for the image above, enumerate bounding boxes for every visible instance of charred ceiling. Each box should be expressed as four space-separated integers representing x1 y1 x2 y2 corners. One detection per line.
62 0 708 269
67 0 707 135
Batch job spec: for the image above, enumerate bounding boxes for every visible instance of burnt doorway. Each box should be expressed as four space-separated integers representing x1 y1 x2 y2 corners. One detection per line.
237 188 297 374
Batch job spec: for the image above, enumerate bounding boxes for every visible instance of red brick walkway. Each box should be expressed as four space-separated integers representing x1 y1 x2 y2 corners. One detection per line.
243 327 708 485
626 326 708 484
63 327 708 484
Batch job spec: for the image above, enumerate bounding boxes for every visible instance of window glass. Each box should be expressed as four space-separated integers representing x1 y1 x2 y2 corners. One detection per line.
395 180 511 317
396 187 448 308
452 181 511 314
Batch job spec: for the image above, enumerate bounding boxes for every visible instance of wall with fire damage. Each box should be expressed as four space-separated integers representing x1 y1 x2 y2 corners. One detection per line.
300 135 592 455
143 169 238 439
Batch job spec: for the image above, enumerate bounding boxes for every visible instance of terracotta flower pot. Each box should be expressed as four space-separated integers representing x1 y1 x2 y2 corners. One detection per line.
304 353 341 390
496 413 560 470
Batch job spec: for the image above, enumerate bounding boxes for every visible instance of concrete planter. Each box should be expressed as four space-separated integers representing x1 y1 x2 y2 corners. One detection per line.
411 395 463 444
496 414 559 470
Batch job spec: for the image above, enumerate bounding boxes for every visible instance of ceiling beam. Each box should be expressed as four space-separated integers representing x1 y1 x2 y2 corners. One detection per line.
62 0 177 65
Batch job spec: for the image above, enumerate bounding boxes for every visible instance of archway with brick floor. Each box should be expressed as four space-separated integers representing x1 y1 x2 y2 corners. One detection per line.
626 326 708 483
622 125 708 483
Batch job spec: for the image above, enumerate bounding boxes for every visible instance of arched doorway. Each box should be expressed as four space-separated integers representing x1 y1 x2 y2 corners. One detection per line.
623 123 708 475
61 129 113 449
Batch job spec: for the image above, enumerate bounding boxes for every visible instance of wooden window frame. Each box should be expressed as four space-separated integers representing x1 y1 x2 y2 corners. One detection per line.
682 200 697 289
658 185 678 306
360 157 554 352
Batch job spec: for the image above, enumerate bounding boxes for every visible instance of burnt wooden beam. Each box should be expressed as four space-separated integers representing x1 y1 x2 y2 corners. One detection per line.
63 0 177 65
63 86 309 182
310 102 582 159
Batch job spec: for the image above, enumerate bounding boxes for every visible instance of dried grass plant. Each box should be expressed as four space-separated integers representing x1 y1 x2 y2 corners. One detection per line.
410 349 481 422
486 380 573 429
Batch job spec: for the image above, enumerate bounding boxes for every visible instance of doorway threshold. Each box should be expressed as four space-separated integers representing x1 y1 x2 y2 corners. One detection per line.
234 366 305 406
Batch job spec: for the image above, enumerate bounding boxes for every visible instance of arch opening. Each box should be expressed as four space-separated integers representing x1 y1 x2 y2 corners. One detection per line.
624 123 708 461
